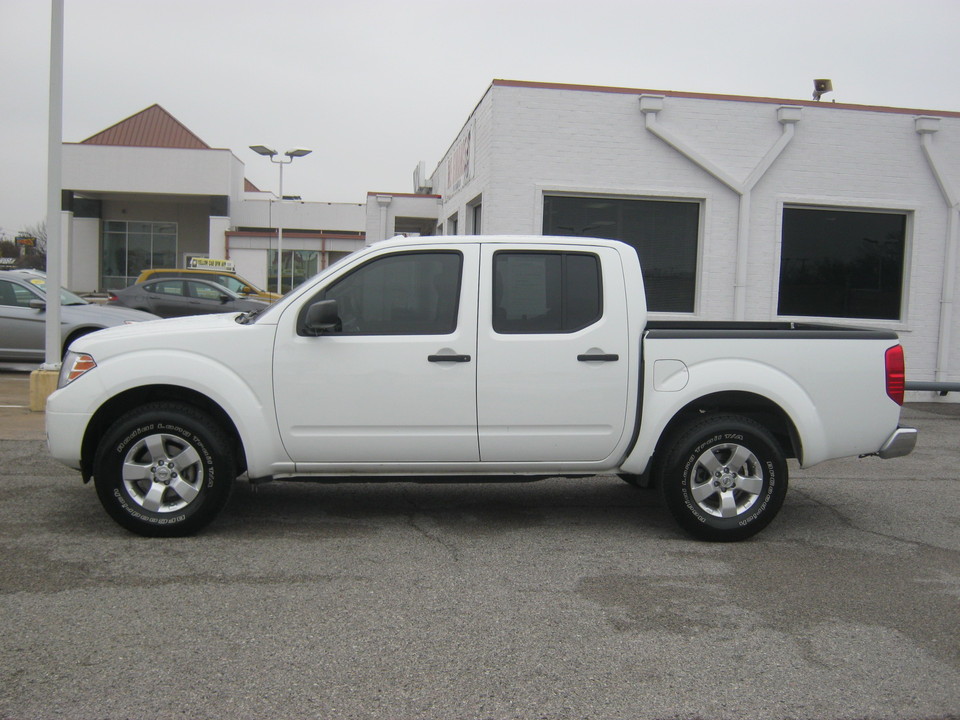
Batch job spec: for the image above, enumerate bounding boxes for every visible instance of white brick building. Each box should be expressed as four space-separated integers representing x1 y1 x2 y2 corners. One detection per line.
370 80 960 397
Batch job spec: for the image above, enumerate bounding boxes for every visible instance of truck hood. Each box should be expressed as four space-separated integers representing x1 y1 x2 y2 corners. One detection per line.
69 312 253 357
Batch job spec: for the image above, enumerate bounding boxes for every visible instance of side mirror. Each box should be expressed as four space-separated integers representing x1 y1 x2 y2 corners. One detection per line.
219 294 230 304
29 299 46 311
300 299 340 335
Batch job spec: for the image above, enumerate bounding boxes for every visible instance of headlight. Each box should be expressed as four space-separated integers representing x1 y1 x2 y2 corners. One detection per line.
59 352 97 388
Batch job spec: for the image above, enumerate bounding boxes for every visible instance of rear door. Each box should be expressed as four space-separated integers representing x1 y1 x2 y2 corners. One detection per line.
143 280 189 317
476 243 631 462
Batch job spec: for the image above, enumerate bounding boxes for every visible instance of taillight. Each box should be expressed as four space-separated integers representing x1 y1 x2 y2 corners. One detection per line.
885 345 905 406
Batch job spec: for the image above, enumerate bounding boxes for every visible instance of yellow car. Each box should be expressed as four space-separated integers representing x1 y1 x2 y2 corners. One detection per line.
135 267 280 301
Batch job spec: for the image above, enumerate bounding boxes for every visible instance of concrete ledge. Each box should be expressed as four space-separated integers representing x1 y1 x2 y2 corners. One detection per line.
29 369 59 412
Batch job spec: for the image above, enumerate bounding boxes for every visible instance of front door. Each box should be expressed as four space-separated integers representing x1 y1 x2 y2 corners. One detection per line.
274 246 480 464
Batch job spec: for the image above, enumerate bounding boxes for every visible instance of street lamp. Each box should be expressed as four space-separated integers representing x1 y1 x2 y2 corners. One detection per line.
249 145 313 294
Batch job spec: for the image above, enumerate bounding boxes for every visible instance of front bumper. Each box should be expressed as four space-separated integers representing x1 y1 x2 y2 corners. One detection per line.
877 426 918 459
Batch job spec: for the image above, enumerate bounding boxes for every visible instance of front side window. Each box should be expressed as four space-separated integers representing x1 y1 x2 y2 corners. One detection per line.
493 252 601 334
0 280 37 308
321 252 462 335
778 207 907 321
188 281 228 301
543 195 699 313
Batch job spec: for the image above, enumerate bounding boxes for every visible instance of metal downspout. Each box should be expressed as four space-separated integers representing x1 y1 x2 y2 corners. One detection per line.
640 97 800 319
916 117 960 383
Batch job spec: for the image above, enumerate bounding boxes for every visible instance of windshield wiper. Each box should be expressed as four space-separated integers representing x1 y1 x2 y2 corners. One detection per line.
236 308 265 324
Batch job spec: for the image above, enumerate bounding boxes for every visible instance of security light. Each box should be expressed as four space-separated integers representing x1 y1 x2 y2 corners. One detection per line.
812 79 833 101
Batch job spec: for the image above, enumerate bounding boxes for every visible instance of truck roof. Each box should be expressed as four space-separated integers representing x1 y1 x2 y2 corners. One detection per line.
375 234 630 251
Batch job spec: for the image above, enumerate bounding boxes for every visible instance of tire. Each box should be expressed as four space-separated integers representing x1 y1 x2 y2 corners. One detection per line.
93 402 236 537
656 414 787 542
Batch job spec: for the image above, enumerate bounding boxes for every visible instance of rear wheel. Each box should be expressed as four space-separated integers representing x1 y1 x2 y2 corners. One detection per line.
93 402 235 537
656 414 787 541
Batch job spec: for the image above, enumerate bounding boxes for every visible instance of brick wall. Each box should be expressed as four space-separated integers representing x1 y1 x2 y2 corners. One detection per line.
434 82 960 390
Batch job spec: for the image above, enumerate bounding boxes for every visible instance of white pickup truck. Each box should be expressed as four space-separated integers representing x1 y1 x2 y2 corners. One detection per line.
46 235 917 541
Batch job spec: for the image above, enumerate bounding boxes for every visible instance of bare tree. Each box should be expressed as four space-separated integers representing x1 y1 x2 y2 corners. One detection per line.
21 220 47 254
7 220 48 270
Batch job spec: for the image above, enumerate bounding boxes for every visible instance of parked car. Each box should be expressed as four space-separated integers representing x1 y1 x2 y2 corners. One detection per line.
135 268 280 301
108 277 269 318
0 269 158 363
48 235 916 540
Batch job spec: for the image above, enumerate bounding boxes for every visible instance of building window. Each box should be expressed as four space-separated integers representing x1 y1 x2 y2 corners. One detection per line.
269 250 321 294
447 213 459 236
778 207 907 321
492 251 602 334
469 197 482 234
101 221 177 289
543 195 699 313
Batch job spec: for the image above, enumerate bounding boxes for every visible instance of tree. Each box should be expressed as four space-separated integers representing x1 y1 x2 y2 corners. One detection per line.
21 220 47 254
0 238 16 261
6 220 48 270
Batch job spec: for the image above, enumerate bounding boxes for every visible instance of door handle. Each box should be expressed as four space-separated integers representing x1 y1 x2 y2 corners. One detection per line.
578 353 619 362
428 354 471 363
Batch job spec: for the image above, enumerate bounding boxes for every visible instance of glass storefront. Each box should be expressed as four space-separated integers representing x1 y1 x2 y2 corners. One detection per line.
101 221 177 289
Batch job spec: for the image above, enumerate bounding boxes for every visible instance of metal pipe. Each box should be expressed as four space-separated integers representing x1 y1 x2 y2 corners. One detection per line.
917 120 960 385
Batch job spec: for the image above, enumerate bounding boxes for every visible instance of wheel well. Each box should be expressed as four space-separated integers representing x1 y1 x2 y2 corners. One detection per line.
654 391 802 465
80 385 247 480
62 327 99 358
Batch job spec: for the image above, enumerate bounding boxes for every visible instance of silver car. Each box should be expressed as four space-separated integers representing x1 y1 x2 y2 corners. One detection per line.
0 270 158 363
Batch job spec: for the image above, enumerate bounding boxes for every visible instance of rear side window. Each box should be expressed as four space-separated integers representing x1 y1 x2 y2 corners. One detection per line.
148 280 185 296
492 251 602 334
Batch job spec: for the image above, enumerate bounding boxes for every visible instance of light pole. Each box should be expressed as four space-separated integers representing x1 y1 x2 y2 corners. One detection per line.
249 145 312 294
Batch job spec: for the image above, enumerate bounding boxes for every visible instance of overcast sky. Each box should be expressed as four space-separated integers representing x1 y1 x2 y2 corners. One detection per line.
2 0 959 236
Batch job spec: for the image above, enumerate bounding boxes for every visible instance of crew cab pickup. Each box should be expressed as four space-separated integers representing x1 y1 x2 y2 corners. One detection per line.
46 235 917 541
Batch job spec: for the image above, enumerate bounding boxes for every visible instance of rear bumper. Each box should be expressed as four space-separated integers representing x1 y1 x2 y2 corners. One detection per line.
877 426 918 459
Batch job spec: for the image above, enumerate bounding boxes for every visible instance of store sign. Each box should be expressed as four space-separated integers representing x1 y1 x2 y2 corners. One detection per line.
16 236 36 247
446 129 472 193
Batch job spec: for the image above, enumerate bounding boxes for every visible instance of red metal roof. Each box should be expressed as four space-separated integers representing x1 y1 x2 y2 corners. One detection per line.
80 104 211 149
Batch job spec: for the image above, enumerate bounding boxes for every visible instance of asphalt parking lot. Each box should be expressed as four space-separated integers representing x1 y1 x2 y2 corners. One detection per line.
0 369 958 720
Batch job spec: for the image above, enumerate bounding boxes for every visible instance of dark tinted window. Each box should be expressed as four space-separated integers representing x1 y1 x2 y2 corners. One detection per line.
321 251 462 335
543 195 699 312
778 207 906 320
493 252 601 334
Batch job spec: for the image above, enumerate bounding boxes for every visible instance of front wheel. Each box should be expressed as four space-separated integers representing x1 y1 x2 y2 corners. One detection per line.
656 414 788 541
93 402 236 537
